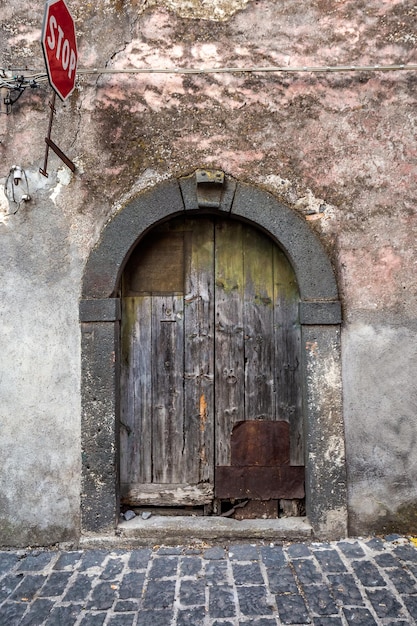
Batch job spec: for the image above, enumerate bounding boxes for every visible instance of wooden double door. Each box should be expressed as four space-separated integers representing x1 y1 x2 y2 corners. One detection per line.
120 216 303 511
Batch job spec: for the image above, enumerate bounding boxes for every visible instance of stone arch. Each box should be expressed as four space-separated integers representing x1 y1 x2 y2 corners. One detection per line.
80 172 347 539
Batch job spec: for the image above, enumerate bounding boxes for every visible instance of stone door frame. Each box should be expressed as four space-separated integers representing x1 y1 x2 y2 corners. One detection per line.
79 172 347 539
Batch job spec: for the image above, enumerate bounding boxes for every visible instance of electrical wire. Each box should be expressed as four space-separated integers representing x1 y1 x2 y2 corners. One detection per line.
76 63 417 75
1 62 417 90
1 63 416 112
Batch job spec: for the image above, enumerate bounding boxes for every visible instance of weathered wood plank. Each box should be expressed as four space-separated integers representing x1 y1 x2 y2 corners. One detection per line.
243 226 275 420
214 220 245 467
120 296 152 485
273 246 304 465
152 295 184 483
121 483 214 506
184 218 215 485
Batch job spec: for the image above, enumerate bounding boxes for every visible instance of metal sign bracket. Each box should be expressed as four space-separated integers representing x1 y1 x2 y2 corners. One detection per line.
39 91 76 177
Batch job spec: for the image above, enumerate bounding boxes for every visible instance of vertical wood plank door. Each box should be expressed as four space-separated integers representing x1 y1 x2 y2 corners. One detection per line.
120 216 302 509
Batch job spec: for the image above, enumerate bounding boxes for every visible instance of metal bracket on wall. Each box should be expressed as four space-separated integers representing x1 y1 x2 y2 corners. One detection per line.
40 91 76 177
196 169 225 209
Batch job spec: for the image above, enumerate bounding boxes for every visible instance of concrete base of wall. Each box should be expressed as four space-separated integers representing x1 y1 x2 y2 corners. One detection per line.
78 516 313 549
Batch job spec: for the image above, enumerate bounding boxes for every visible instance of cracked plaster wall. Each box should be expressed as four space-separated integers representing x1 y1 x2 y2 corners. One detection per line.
1 0 417 544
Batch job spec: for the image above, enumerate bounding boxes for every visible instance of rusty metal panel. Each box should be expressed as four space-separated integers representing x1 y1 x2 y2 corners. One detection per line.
215 466 305 500
230 421 290 467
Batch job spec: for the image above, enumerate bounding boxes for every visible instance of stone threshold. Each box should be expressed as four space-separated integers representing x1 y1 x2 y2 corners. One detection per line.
79 516 313 549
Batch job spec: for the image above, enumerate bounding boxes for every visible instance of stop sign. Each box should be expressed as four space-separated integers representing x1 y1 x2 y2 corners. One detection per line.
41 0 78 101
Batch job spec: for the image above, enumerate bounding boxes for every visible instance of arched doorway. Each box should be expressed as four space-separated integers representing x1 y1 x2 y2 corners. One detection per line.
120 216 304 517
80 171 347 539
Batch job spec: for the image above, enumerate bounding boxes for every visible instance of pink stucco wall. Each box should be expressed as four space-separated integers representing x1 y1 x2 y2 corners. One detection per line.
1 0 417 544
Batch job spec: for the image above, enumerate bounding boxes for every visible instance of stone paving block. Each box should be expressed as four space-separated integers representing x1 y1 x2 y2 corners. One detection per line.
237 585 273 616
337 542 366 559
143 579 176 609
209 584 236 618
276 592 310 624
115 599 140 612
78 613 107 626
179 578 205 605
385 535 403 542
87 580 118 610
53 551 83 570
286 543 312 558
63 573 94 601
233 561 264 585
79 551 108 571
0 552 19 575
149 556 178 579
44 604 80 625
373 552 400 568
118 571 145 599
3 538 417 626
350 561 386 587
19 598 54 626
136 609 173 625
39 570 72 596
406 563 417 579
204 547 226 560
259 546 286 568
366 587 404 619
292 558 324 585
9 574 47 601
16 552 54 572
342 607 378 625
365 538 385 551
401 594 417 620
0 601 29 626
128 549 152 570
303 584 338 616
180 556 202 576
394 545 417 562
327 573 365 606
0 573 22 602
205 560 228 584
266 564 299 595
239 617 277 626
100 557 125 580
177 605 206 625
229 544 259 561
311 549 347 573
106 614 135 626
385 566 417 594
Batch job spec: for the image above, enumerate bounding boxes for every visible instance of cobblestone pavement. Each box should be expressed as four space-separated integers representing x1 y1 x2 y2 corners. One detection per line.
2 536 417 625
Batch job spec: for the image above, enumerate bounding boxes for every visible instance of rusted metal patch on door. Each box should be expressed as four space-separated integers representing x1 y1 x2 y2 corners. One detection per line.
215 466 305 499
215 420 304 501
230 421 291 466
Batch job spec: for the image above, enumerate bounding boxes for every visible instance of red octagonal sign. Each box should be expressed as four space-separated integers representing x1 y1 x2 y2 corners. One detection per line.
41 0 78 101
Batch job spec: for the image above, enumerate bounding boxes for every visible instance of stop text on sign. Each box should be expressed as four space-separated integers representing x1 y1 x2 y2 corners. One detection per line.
46 15 77 80
41 0 78 101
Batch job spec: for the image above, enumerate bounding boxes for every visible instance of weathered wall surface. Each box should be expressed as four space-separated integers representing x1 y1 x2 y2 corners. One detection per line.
1 0 417 544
